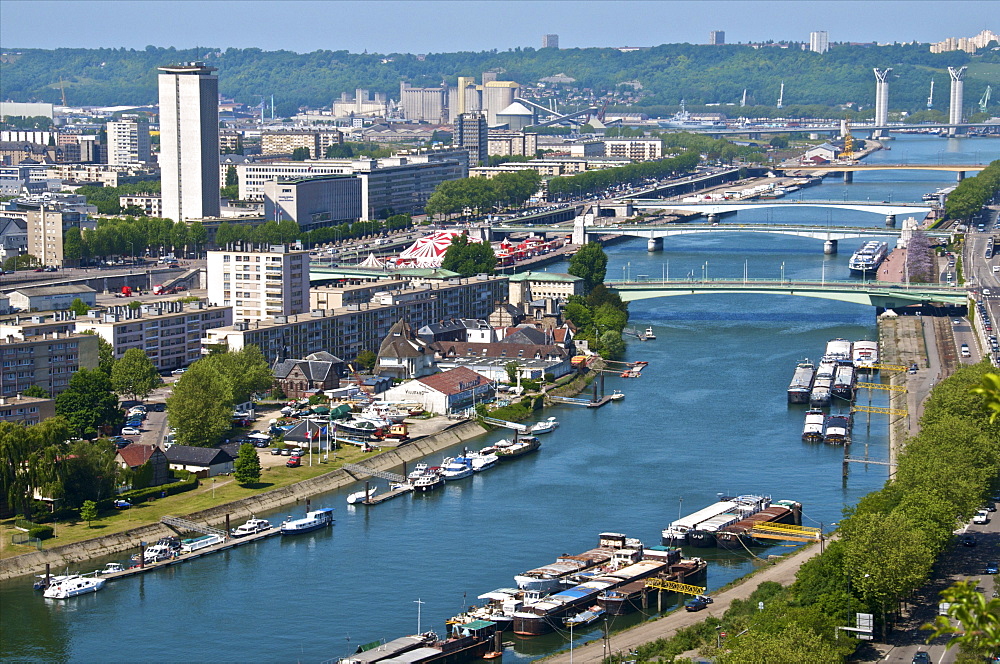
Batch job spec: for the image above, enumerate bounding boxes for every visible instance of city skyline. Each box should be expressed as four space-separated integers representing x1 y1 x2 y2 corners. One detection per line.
1 0 996 54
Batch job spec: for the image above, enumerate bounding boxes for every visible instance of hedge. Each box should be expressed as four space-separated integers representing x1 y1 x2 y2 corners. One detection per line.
97 471 199 510
28 525 54 540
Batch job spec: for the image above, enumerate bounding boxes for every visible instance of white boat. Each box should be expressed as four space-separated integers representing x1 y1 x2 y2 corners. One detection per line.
346 487 378 504
412 471 444 492
439 457 474 480
530 417 559 434
407 463 429 480
644 326 656 340
180 534 225 553
564 606 605 628
609 391 625 401
848 241 888 275
96 562 124 575
360 403 408 423
231 517 272 537
143 544 175 563
280 507 335 534
852 340 879 372
469 452 499 472
43 574 106 599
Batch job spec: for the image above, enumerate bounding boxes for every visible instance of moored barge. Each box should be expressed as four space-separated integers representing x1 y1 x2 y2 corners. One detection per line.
787 360 816 404
715 500 803 549
597 547 707 615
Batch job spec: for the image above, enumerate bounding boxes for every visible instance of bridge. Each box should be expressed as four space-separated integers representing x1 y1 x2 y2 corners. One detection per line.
628 199 933 222
605 278 968 309
776 163 987 182
681 122 998 137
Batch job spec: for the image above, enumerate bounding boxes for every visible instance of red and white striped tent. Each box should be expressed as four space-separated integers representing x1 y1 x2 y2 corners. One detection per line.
393 230 482 268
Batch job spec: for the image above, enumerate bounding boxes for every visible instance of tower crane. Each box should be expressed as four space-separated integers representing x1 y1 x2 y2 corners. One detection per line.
980 85 992 114
926 79 934 110
777 81 784 109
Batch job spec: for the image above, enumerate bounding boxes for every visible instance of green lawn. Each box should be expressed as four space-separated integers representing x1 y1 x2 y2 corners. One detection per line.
965 62 1000 82
0 447 380 560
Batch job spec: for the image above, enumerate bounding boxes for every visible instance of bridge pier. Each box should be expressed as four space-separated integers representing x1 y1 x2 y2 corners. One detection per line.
885 214 896 227
956 171 965 182
843 171 853 184
647 237 663 252
707 213 720 225
824 240 838 255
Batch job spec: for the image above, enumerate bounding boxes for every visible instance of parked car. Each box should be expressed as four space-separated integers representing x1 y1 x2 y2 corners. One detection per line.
121 426 142 436
973 509 989 524
171 367 187 375
286 456 301 468
960 533 977 547
911 652 930 664
986 561 999 574
113 499 132 509
684 595 713 612
270 447 284 455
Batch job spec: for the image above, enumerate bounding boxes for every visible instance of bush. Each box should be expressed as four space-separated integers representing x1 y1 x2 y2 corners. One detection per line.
98 471 198 509
28 525 54 540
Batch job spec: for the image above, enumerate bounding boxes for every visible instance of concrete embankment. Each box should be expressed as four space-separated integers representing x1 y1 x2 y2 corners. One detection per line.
0 420 488 581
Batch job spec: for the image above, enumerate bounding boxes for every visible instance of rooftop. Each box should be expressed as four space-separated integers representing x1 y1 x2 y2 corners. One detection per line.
508 271 582 283
415 366 491 395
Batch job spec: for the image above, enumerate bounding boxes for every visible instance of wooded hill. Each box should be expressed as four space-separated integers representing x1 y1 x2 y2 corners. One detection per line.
1 44 996 117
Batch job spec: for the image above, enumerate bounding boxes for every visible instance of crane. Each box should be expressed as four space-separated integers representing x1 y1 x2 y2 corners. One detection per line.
839 119 854 162
777 81 784 109
981 85 992 114
926 79 934 110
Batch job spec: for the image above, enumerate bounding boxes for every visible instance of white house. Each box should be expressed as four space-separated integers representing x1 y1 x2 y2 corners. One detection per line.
381 366 494 415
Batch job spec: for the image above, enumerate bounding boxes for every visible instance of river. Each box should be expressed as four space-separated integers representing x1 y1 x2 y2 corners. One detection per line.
1 134 995 663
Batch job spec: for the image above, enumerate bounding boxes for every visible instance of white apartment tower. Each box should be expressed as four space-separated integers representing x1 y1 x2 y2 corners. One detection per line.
207 245 310 322
107 117 151 165
157 62 220 222
809 31 829 54
542 34 559 49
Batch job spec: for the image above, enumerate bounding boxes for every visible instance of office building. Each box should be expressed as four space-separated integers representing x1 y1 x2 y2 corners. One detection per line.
542 34 559 49
399 82 446 123
0 330 99 397
107 117 151 165
75 301 232 372
262 175 363 230
457 113 488 166
207 245 310 322
709 30 725 45
809 31 829 54
157 62 220 221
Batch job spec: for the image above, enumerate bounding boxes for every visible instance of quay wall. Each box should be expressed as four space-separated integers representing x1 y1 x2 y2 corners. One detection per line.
0 420 488 581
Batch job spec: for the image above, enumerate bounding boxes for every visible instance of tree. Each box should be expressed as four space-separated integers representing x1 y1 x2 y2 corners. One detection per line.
0 417 71 517
21 384 48 398
80 500 98 527
54 369 122 438
167 360 234 446
203 345 273 404
568 242 608 294
63 227 85 261
234 443 262 485
68 297 91 316
355 350 377 371
505 361 520 383
225 165 238 187
325 143 354 158
923 580 1000 654
441 235 496 277
61 439 119 507
598 330 626 359
3 254 40 271
291 147 311 161
769 134 789 149
111 347 160 401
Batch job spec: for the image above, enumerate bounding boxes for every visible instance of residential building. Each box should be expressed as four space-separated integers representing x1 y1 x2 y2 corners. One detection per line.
309 280 408 310
165 445 233 477
158 62 220 221
75 301 233 372
119 194 163 217
0 394 55 425
381 366 494 416
261 130 343 159
272 351 344 399
709 30 725 45
542 34 559 49
0 141 62 165
603 139 663 161
431 341 573 381
456 113 488 166
0 330 99 396
930 30 999 54
202 274 508 364
7 285 97 312
376 319 435 379
809 31 829 54
399 82 446 123
219 130 242 154
487 130 538 158
0 218 27 259
116 444 171 487
107 117 151 165
417 318 496 345
262 175 363 230
508 271 584 307
39 163 158 188
206 245 310 322
24 208 92 267
568 141 605 158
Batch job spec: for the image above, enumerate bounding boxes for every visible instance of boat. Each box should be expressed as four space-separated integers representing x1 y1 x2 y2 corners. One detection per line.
598 548 707 615
412 470 444 493
608 390 625 401
346 487 378 505
802 409 825 441
33 573 73 590
469 451 499 472
832 365 856 400
494 435 541 459
824 339 853 363
231 517 271 537
530 417 559 434
440 457 474 480
715 500 803 549
644 326 656 340
852 340 879 372
360 402 408 423
180 534 225 553
657 101 726 129
43 574 105 599
563 606 605 628
513 532 628 592
338 621 498 664
280 507 335 534
848 240 889 276
685 495 772 548
809 376 832 407
334 418 384 439
787 359 815 404
407 463 430 480
823 414 852 445
143 543 175 563
662 494 770 546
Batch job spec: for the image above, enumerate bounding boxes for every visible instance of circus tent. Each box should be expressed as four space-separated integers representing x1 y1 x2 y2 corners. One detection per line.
393 230 481 268
356 252 385 269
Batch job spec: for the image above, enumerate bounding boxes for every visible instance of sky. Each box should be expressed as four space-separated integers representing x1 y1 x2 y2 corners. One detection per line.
1 0 997 53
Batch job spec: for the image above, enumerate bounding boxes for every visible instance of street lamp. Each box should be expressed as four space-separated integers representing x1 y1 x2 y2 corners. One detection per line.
780 261 785 283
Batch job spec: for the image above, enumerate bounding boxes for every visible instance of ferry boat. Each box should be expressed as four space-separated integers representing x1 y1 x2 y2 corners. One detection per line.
848 241 888 276
715 500 803 549
832 365 856 400
823 414 852 445
852 340 879 372
686 495 771 548
802 409 825 441
787 359 816 404
43 574 106 599
280 507 335 534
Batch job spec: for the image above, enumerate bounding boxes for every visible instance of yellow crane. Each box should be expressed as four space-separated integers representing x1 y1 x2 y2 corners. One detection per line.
839 120 854 162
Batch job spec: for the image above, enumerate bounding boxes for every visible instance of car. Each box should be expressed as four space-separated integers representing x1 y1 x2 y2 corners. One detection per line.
984 503 997 512
113 499 132 509
121 426 141 435
253 439 269 448
43 266 57 272
960 533 977 547
973 509 989 524
986 561 999 575
270 447 284 455
684 595 713 612
953 318 962 325
911 652 931 664
171 367 187 375
281 448 292 456
286 456 301 468
290 448 304 457
149 402 166 412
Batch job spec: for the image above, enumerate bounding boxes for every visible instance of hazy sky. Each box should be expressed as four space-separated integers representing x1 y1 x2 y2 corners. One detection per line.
1 0 996 53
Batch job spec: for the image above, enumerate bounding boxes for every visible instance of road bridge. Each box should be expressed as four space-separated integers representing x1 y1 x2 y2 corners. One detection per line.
776 163 987 183
683 122 998 137
628 199 932 224
605 278 968 309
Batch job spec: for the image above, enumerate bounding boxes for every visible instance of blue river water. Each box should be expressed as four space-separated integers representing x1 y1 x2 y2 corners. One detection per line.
0 135 996 663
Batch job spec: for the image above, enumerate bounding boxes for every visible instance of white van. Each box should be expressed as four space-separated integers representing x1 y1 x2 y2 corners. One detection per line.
961 344 971 358
973 509 989 524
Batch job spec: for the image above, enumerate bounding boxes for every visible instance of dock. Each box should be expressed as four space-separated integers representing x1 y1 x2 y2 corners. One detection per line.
364 484 414 505
586 395 616 408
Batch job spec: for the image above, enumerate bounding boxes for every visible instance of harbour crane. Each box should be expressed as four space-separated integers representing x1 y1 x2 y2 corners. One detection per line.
777 81 784 109
926 79 934 110
839 120 855 162
981 85 992 114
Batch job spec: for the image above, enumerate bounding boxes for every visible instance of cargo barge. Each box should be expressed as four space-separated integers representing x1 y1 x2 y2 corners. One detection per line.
832 365 856 401
787 360 815 404
802 408 825 441
661 494 773 546
513 532 634 593
596 547 707 615
338 620 497 664
715 500 803 549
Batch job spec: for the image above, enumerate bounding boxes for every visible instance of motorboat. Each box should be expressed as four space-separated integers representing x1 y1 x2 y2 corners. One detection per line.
644 327 656 340
43 574 105 599
494 436 541 459
440 457 474 480
360 403 408 423
95 562 125 575
530 417 559 435
608 391 625 401
33 573 72 590
470 451 499 472
231 517 272 537
412 471 444 492
407 463 429 480
346 487 378 504
280 508 335 534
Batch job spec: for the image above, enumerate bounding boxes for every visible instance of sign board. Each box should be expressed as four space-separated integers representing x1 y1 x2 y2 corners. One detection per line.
856 613 874 633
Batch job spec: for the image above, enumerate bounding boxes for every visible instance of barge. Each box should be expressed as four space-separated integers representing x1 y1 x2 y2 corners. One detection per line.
662 494 770 546
852 340 879 372
597 547 707 615
802 409 825 441
715 500 803 549
823 414 852 445
824 339 853 363
686 495 771 548
787 359 816 404
338 621 497 664
832 365 856 401
513 532 632 593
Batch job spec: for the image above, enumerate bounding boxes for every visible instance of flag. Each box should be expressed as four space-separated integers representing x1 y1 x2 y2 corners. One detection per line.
320 426 327 435
305 429 313 440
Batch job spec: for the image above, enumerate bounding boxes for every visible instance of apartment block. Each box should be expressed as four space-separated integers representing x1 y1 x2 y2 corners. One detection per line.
487 130 538 158
207 246 310 322
457 113 488 166
603 139 663 161
261 130 344 159
119 194 163 217
107 117 151 165
204 274 508 363
74 301 232 372
0 394 55 425
0 330 99 396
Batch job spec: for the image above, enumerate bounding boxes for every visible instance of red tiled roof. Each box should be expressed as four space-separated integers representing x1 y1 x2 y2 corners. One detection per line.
416 367 491 395
117 444 156 468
